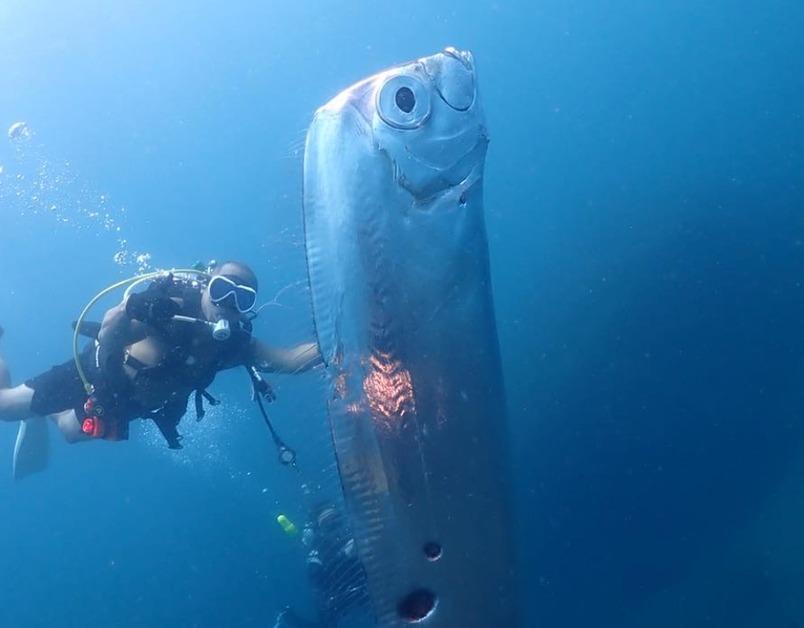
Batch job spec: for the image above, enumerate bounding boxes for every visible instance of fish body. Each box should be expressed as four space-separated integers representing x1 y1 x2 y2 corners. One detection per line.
303 48 518 627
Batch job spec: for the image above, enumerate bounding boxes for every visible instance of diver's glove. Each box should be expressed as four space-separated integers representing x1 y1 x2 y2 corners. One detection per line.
125 290 180 324
252 375 276 403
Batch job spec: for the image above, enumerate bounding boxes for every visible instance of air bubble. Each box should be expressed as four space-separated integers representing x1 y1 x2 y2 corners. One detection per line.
8 121 31 141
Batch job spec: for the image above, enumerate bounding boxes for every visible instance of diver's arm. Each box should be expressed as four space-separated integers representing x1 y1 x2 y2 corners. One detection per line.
249 339 322 374
99 279 180 352
97 301 148 354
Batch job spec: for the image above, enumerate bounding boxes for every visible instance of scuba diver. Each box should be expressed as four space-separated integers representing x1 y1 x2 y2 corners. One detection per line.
274 502 371 628
0 261 320 477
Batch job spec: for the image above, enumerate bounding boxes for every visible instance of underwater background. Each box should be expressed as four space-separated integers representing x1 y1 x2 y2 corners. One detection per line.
1 1 803 626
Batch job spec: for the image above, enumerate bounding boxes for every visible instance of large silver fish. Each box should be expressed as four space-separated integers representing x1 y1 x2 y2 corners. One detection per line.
303 48 518 627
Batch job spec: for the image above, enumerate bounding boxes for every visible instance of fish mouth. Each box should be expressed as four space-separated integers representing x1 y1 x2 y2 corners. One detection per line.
444 46 475 71
423 47 477 112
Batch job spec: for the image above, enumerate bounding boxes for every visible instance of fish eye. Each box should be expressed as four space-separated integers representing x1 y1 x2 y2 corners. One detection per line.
395 87 415 113
377 74 431 129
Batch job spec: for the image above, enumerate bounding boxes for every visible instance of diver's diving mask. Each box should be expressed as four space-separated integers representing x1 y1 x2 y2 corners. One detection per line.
208 275 257 313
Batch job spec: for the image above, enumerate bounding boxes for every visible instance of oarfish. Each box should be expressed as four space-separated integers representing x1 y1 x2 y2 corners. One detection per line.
303 47 518 627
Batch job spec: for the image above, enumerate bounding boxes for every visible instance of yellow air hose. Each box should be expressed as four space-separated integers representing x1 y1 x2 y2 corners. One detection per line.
72 268 210 394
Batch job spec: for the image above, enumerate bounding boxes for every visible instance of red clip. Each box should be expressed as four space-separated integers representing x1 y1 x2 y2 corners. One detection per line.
82 416 105 438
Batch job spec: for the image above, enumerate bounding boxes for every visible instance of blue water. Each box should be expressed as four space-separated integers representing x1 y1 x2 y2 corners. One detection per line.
1 1 803 626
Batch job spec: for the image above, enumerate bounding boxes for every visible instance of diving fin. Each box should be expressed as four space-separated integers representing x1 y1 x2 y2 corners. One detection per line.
0 355 9 388
12 417 50 480
0 324 9 389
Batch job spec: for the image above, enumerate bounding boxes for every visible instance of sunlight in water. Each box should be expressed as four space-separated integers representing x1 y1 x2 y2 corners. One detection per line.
362 351 416 429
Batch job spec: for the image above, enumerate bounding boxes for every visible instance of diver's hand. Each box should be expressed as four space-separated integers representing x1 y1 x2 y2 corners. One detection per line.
125 291 180 324
272 607 291 628
273 606 320 628
250 377 276 403
260 380 276 403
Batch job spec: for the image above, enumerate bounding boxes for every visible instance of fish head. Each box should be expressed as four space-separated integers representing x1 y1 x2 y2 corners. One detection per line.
317 47 488 201
372 47 487 200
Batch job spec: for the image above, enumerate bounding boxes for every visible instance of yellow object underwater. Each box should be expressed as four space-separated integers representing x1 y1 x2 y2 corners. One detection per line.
276 514 297 535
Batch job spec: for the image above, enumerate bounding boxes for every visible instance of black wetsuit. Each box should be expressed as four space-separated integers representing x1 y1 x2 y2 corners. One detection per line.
25 344 105 423
25 278 251 446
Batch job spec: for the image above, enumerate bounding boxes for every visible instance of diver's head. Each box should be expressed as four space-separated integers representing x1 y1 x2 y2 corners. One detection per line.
201 260 259 322
310 502 346 538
